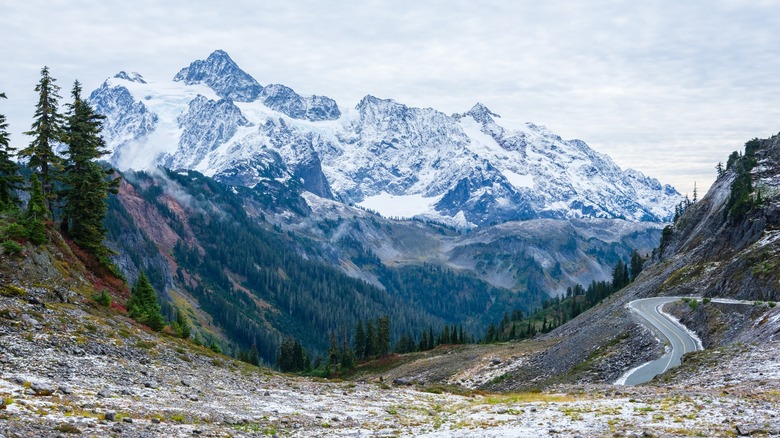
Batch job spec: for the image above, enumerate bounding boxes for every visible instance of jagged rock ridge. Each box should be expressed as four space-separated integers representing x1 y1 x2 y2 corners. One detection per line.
91 50 681 227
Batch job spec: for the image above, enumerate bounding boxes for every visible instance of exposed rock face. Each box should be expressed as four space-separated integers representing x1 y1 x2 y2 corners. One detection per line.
164 95 250 171
173 49 262 102
259 84 341 121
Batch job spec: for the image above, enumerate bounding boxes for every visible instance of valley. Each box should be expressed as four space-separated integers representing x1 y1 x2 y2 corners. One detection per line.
1 48 780 437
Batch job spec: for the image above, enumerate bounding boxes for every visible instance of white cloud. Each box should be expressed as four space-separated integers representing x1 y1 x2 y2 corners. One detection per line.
3 0 780 197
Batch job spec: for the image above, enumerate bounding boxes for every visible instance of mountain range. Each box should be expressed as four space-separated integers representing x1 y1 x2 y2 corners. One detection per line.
89 50 681 228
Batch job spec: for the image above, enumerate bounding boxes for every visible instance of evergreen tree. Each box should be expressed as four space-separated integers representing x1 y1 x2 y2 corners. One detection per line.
25 174 48 245
19 67 63 213
629 250 643 281
127 271 165 331
354 320 366 360
340 337 355 370
484 323 496 343
716 161 724 178
377 316 391 356
0 92 23 208
61 81 118 260
612 260 629 290
328 332 340 368
172 307 191 339
365 320 377 358
419 330 428 351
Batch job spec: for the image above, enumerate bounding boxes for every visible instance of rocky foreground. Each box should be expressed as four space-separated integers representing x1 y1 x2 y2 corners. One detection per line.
2 284 779 438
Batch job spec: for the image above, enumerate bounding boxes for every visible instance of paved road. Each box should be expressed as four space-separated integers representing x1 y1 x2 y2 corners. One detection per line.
618 296 755 386
618 297 701 386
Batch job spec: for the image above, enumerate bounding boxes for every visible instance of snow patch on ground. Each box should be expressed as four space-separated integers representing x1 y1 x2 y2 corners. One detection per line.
502 170 535 189
358 192 442 219
755 229 780 248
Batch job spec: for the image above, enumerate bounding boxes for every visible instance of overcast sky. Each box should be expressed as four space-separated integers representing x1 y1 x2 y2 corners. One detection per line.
3 0 780 196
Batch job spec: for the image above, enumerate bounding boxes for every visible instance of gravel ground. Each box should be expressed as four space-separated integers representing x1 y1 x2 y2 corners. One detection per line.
2 290 778 437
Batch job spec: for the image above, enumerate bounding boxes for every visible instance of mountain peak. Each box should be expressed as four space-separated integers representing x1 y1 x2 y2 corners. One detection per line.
466 103 500 124
259 84 341 121
114 71 146 84
356 95 405 112
173 49 262 102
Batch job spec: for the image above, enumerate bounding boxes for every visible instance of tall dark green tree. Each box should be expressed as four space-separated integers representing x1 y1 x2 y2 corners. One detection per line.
19 67 63 214
172 307 192 339
0 92 23 209
365 319 377 358
127 271 165 332
354 320 366 360
61 81 118 260
377 316 391 357
25 174 48 245
629 250 643 281
612 259 630 290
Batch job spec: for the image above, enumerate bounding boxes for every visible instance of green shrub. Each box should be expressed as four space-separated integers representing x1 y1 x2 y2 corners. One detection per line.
3 223 28 239
54 424 81 434
2 240 24 255
0 284 26 297
702 297 711 305
93 290 112 307
768 301 776 308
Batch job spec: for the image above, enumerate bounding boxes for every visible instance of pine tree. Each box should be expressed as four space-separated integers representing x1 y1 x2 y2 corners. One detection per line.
419 330 428 351
629 250 643 281
377 316 391 356
25 174 48 245
365 320 377 358
612 260 629 290
692 182 698 203
716 161 724 178
127 271 165 331
19 67 63 214
172 307 191 339
340 338 355 370
0 92 23 209
61 81 119 260
354 320 366 360
328 332 340 368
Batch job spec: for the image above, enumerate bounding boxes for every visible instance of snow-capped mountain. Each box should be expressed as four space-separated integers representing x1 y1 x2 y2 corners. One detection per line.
90 50 681 227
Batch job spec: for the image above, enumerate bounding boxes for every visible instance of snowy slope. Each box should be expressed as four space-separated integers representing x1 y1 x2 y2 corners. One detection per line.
90 50 681 227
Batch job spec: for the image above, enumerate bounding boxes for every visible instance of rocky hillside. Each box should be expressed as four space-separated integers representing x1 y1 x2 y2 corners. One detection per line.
90 50 681 228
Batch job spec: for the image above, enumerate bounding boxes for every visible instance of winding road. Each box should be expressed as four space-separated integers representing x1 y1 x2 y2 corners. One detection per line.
618 296 754 386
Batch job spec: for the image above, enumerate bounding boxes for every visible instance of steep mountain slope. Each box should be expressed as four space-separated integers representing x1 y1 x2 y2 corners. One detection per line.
90 50 680 227
104 169 550 363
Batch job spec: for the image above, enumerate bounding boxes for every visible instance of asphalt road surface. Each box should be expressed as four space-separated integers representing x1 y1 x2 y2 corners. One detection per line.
619 297 702 386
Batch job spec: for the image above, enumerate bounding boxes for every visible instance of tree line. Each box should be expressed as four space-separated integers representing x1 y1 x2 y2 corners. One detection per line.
481 251 645 343
0 67 118 264
276 315 473 375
